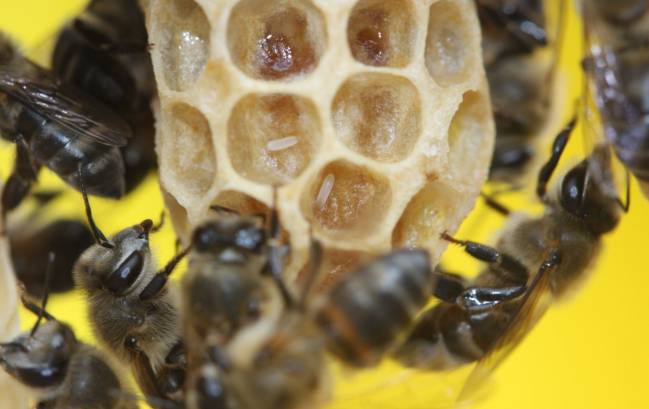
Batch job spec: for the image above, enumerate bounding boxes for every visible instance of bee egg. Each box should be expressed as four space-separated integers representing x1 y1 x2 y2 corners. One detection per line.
143 0 494 283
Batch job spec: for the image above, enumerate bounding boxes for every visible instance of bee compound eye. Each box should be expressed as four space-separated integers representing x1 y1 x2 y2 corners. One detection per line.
104 251 144 295
560 162 588 215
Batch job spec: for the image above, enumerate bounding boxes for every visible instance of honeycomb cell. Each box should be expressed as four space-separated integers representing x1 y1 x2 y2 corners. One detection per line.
227 94 321 185
227 0 327 81
425 0 477 86
448 91 490 182
162 103 215 195
303 160 391 238
347 0 416 67
332 73 421 162
157 0 210 91
392 181 458 249
211 190 268 216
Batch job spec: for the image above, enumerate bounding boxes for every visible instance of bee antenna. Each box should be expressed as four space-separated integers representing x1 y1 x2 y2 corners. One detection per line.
77 165 113 249
30 252 55 337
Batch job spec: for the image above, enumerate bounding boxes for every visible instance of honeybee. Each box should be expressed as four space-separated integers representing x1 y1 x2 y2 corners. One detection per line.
72 189 188 406
395 118 626 398
580 0 649 198
52 0 157 193
183 246 433 409
181 210 285 368
0 32 131 216
0 271 136 409
479 0 565 183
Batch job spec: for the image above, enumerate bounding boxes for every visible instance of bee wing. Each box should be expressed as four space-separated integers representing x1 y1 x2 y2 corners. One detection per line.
0 73 131 146
457 253 557 403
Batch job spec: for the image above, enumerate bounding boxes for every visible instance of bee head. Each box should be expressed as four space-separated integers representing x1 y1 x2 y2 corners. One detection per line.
558 148 622 235
73 220 153 296
0 320 77 390
192 217 266 262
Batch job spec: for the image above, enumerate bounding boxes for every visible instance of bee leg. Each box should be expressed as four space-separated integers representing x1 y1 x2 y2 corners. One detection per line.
266 187 295 308
209 204 239 215
479 192 511 216
1 135 40 225
124 335 167 404
441 232 528 286
77 165 113 249
457 285 527 311
536 117 577 199
139 246 191 301
432 267 469 302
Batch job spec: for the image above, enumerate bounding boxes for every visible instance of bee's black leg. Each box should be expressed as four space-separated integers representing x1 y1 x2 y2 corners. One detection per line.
457 285 527 311
2 136 39 227
139 247 191 301
151 211 166 233
441 232 529 286
266 187 294 308
480 192 511 216
536 117 577 200
432 267 469 302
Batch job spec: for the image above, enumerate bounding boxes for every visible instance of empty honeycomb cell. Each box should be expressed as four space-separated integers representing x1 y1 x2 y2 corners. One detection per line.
302 160 391 238
448 91 491 183
347 0 416 67
227 93 321 185
227 0 327 81
425 0 477 86
162 103 215 195
332 73 421 162
162 190 190 240
156 0 210 91
392 181 459 251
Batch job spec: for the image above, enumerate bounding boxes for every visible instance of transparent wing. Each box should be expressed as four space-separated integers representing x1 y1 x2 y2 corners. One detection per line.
0 73 131 146
457 251 558 403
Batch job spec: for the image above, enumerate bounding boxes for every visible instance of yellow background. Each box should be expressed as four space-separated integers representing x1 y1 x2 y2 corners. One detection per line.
1 1 648 408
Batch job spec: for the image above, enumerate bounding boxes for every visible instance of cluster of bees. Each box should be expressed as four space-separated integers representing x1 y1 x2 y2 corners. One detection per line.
0 0 647 408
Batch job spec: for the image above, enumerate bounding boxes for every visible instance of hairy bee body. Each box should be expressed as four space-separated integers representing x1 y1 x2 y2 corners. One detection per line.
0 317 136 409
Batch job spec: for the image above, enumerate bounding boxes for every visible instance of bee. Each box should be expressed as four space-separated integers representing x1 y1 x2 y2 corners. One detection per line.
181 210 286 368
478 0 565 183
72 188 188 406
184 245 433 409
0 261 136 409
580 0 649 198
0 32 131 217
51 0 157 193
395 118 626 398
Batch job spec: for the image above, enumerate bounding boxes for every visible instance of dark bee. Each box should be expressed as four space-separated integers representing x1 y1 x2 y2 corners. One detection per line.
0 270 136 409
11 218 93 297
0 32 131 217
395 118 626 398
581 0 649 198
72 190 188 407
184 243 433 409
181 212 285 368
477 0 563 183
51 0 157 194
2 191 94 297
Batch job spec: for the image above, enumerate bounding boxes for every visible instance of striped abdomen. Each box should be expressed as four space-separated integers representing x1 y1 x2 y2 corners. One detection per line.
315 249 432 367
18 108 125 198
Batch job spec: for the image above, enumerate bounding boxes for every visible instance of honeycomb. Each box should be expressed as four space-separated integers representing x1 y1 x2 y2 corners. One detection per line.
141 0 494 282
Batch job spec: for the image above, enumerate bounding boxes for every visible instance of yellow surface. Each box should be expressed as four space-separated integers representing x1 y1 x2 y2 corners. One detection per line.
1 1 649 409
